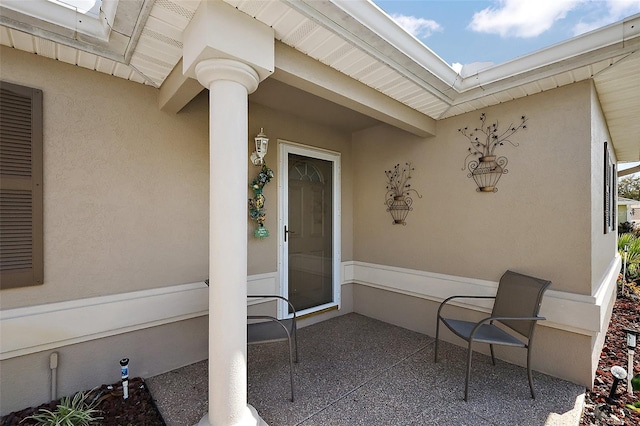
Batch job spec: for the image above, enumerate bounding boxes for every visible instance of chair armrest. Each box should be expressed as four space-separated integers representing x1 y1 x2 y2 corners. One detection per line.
469 316 546 339
248 295 297 322
484 316 546 322
437 295 495 319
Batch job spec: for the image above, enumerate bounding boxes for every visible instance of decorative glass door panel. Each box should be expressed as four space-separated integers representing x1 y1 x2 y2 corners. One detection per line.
287 153 333 312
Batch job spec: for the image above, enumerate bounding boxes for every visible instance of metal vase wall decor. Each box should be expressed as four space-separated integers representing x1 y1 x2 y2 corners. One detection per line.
248 163 274 239
459 113 527 192
385 162 422 225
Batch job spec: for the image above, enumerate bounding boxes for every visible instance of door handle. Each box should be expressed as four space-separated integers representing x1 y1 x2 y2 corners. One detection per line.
284 225 296 242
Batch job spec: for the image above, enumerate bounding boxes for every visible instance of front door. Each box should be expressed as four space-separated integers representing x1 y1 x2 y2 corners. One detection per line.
279 143 340 316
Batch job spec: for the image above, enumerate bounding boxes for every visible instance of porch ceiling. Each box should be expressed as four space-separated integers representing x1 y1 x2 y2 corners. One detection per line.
0 0 638 161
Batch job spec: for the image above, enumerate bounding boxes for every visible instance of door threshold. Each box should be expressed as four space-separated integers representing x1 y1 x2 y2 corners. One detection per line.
297 305 338 321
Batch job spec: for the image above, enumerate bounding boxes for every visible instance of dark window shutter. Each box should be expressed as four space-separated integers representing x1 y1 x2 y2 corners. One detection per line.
603 141 617 235
0 81 43 289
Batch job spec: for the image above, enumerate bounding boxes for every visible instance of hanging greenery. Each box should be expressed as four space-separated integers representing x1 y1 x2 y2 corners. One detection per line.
248 163 274 239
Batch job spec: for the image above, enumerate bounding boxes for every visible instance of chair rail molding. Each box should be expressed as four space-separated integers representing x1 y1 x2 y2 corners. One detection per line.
343 259 619 337
1 260 617 360
0 273 278 360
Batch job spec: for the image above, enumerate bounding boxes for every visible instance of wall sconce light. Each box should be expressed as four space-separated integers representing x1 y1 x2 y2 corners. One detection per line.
459 113 527 192
251 128 269 166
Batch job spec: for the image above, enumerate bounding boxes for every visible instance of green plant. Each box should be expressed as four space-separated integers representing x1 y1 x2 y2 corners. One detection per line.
618 233 640 296
619 233 640 268
22 390 102 426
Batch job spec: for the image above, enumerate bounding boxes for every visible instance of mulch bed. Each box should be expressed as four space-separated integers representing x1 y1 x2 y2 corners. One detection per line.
0 377 165 426
580 292 640 425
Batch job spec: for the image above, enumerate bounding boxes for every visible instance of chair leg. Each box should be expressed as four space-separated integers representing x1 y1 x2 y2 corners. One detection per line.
434 318 440 363
464 341 473 402
288 336 295 402
527 347 535 399
489 344 496 366
293 328 299 363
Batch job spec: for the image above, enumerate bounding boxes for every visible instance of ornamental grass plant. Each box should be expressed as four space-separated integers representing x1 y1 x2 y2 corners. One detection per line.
22 390 102 426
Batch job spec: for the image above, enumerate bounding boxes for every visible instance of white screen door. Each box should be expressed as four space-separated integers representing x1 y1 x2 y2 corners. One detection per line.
279 143 340 317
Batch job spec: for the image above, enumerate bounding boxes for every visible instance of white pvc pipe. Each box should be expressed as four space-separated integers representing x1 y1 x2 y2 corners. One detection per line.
49 352 58 401
629 349 635 395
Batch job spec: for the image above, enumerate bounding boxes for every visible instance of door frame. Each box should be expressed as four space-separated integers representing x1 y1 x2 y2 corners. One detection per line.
278 140 341 318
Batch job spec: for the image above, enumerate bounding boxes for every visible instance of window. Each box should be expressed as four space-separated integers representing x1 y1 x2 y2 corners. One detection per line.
0 81 44 289
603 142 616 234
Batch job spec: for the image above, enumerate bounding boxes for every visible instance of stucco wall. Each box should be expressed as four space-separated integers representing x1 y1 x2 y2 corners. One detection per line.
0 46 211 309
0 316 208 416
590 82 618 294
352 81 593 295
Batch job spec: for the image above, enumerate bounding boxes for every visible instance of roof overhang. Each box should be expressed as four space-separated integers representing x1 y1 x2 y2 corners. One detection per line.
0 0 154 63
0 0 638 160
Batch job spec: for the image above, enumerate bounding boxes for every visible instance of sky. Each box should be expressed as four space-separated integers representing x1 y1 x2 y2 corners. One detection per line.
51 0 101 17
373 0 640 72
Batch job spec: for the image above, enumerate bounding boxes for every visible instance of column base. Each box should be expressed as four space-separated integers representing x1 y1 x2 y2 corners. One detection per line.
195 405 268 426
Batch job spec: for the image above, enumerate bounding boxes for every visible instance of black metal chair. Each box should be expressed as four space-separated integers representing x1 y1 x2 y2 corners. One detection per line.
435 270 551 401
247 295 298 402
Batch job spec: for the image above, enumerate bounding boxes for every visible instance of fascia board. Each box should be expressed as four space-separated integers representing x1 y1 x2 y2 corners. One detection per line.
0 0 153 65
0 0 111 41
456 13 640 93
286 2 639 116
284 0 459 104
273 42 436 137
332 0 459 85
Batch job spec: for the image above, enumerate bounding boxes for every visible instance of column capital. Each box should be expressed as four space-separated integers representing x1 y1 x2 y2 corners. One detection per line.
194 58 260 94
182 0 274 84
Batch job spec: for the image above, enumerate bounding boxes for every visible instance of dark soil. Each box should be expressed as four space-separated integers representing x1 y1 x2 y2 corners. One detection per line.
0 377 165 426
580 292 640 425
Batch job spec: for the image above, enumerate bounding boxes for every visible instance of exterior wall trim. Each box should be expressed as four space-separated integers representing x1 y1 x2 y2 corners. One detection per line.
0 273 278 360
1 258 617 360
345 259 620 337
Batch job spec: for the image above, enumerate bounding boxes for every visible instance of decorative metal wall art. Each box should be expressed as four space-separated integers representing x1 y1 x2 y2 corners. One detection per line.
248 163 274 239
385 162 422 225
459 113 527 192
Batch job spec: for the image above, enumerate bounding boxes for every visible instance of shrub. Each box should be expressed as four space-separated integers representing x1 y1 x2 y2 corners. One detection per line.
619 233 640 287
22 390 102 426
619 221 636 235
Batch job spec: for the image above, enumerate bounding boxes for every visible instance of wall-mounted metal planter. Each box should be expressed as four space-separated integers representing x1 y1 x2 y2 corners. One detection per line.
384 163 421 225
460 113 527 193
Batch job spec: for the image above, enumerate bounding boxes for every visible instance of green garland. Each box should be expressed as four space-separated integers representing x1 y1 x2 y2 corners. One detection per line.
248 163 274 239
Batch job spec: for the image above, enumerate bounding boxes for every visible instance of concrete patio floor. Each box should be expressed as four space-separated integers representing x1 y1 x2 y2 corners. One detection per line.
146 313 585 426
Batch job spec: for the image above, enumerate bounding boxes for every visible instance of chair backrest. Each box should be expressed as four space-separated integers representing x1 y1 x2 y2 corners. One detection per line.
492 270 551 338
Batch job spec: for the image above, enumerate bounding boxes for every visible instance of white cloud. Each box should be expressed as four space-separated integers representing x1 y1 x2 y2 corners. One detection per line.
573 0 640 35
469 0 583 38
606 0 640 16
390 13 442 39
451 62 463 73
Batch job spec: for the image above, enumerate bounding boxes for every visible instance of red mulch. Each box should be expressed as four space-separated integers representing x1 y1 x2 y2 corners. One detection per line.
580 292 640 425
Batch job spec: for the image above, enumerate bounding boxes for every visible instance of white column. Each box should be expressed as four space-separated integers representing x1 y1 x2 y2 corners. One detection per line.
194 58 264 426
